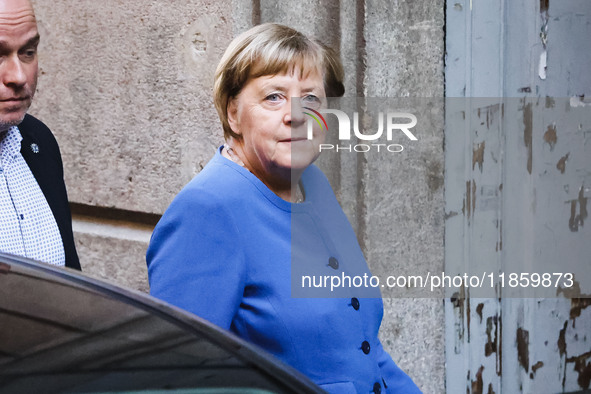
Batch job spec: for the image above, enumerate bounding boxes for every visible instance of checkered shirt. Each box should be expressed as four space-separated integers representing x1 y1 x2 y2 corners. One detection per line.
0 126 65 266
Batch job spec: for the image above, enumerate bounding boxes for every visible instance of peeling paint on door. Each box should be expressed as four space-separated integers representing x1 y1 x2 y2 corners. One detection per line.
445 1 591 392
522 101 533 174
568 186 588 232
543 124 557 150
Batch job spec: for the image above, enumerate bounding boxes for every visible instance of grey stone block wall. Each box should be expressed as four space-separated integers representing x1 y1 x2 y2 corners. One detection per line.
30 1 444 392
33 1 234 214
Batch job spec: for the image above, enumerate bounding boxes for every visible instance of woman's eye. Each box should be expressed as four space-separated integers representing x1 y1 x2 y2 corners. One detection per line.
265 93 281 102
302 95 321 108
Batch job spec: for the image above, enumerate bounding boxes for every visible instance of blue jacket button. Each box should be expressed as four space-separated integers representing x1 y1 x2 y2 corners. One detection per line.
373 382 382 393
328 257 339 270
361 340 370 354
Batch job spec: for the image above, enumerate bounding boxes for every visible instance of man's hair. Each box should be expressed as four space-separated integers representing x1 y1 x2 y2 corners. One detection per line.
213 23 345 140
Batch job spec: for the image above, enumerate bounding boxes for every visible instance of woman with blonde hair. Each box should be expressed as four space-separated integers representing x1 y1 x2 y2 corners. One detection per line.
147 23 421 394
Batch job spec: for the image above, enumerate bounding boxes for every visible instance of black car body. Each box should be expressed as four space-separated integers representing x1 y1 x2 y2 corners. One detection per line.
0 253 324 394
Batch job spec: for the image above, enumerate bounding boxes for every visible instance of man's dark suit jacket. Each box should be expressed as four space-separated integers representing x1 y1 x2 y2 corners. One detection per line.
18 114 81 270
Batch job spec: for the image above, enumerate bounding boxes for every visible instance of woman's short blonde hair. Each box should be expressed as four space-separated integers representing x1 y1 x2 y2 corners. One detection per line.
213 23 345 140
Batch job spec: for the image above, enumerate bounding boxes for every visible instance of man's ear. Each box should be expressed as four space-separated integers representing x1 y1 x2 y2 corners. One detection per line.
227 98 241 136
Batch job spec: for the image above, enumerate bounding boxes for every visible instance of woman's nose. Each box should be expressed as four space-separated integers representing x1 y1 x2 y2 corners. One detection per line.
287 98 306 126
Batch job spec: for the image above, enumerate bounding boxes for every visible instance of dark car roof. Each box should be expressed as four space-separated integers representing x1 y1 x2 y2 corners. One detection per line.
0 253 324 394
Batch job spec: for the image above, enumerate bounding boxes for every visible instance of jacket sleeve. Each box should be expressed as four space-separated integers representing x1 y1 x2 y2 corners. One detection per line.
376 340 422 393
19 115 80 270
146 186 246 330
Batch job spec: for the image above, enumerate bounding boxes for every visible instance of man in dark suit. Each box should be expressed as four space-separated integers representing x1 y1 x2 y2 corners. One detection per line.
0 0 79 269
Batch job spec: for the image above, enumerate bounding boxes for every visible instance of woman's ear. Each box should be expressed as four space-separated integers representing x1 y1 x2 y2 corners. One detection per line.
227 98 241 136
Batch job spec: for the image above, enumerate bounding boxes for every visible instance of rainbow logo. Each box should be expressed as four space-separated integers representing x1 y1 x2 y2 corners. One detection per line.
303 107 328 131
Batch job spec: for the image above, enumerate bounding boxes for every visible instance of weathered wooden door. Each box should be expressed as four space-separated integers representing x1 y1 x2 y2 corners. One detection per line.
445 1 591 393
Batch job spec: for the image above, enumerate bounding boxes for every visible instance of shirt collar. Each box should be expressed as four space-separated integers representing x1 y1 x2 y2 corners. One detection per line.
0 126 23 168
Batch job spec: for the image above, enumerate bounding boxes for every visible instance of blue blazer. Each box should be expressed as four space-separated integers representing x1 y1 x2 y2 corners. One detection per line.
18 114 80 270
147 149 421 393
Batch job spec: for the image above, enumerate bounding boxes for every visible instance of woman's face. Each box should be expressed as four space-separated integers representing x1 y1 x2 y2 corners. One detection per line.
228 69 326 184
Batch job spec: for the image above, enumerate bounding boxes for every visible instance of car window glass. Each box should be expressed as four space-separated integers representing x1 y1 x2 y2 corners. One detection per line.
0 258 312 393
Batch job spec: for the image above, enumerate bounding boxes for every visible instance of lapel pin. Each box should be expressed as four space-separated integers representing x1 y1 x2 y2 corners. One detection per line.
30 143 39 154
